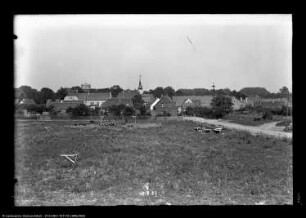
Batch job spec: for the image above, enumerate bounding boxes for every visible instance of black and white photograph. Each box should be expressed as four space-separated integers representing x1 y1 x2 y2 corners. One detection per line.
14 14 292 206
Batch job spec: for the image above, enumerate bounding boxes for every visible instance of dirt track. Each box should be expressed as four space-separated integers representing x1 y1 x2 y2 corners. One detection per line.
183 117 292 139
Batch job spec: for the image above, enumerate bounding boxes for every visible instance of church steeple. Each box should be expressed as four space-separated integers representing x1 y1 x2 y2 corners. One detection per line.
138 74 143 94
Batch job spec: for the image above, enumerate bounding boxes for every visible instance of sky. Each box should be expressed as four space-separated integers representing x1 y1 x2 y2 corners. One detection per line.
14 14 292 93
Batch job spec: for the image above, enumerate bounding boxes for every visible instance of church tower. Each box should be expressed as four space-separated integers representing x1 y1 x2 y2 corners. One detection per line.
138 74 143 95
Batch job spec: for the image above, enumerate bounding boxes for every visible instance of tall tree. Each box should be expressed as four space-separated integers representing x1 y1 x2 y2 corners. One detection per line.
278 86 290 98
152 87 164 98
17 86 38 100
239 87 270 97
71 86 84 93
132 94 145 108
39 87 56 104
110 85 123 98
211 95 233 118
164 86 175 98
56 87 68 100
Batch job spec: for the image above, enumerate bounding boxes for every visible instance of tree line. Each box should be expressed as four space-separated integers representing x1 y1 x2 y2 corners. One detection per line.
15 85 291 106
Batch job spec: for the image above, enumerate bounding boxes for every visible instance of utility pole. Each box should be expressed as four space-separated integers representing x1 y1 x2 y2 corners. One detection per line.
212 81 216 97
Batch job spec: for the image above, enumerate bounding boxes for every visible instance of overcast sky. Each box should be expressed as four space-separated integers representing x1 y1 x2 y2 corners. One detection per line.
14 14 292 93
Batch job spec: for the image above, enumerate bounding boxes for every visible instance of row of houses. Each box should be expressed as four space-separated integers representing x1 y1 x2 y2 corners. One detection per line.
17 90 292 117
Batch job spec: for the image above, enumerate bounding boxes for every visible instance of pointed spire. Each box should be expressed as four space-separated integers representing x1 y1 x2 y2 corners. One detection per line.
138 73 143 94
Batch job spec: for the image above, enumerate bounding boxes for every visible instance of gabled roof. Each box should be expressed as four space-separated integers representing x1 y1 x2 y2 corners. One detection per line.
150 98 160 110
155 95 176 108
101 98 133 108
49 101 82 111
141 93 155 103
75 92 111 101
117 90 139 99
172 95 214 107
20 98 36 105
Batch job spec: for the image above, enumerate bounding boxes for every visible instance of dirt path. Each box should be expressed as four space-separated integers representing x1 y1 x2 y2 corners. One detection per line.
183 117 292 139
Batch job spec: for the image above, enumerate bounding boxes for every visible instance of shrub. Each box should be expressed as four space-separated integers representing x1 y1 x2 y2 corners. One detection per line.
69 104 90 116
262 109 273 120
210 95 233 118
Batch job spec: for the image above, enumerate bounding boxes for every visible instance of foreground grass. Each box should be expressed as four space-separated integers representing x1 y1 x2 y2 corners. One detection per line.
224 114 291 127
15 120 292 205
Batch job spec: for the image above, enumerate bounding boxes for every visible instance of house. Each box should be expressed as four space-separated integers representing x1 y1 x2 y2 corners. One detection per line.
173 95 214 113
245 96 262 107
19 98 36 105
245 96 292 109
151 95 177 117
116 90 139 99
231 96 247 110
150 98 160 111
63 92 112 108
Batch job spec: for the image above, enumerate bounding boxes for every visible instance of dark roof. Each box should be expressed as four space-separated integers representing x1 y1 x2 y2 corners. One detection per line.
172 95 214 107
155 95 176 108
101 98 133 108
49 101 81 111
117 90 139 99
75 92 111 101
20 98 36 105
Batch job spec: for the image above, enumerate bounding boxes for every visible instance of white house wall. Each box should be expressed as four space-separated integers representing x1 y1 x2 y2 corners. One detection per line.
84 100 106 107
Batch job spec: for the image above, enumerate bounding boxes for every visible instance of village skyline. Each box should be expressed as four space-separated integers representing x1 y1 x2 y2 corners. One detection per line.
15 82 291 95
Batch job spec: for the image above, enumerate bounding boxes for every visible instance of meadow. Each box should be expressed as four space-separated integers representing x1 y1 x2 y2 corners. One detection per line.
15 119 292 205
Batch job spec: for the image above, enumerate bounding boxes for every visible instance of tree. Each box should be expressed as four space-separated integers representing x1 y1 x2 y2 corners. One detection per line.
69 104 90 116
211 95 233 118
17 85 40 104
175 90 184 96
132 94 144 109
278 86 290 98
132 94 147 115
56 87 68 100
231 90 247 100
71 86 84 93
152 87 164 98
164 86 175 98
110 85 123 98
123 106 135 117
239 87 270 97
108 104 126 116
39 87 56 104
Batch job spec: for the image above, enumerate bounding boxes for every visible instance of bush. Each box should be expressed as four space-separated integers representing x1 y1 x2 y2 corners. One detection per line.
210 95 233 118
69 104 90 116
185 106 213 118
123 106 135 117
262 109 273 120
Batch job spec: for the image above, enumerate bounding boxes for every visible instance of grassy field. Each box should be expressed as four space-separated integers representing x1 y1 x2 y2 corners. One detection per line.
15 119 292 205
224 114 292 127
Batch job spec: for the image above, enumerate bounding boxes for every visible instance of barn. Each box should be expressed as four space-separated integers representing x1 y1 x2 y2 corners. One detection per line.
151 95 177 117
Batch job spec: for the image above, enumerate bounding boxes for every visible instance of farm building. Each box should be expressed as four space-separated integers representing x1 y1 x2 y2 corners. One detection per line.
231 96 247 110
245 96 292 109
141 93 156 108
101 98 133 109
116 90 139 99
63 92 112 108
151 95 177 117
173 95 214 113
19 98 36 106
245 96 262 107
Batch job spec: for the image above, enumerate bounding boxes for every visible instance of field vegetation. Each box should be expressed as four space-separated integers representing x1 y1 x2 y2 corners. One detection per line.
15 119 292 205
